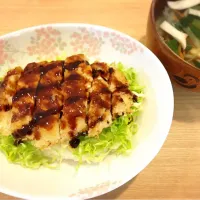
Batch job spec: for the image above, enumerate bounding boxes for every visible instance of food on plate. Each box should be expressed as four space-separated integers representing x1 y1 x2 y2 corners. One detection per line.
29 61 64 148
88 62 112 137
157 0 200 68
0 67 23 136
0 54 144 168
60 55 92 145
12 63 43 141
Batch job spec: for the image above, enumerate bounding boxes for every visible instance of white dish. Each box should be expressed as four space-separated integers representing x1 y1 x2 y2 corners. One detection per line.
0 23 174 200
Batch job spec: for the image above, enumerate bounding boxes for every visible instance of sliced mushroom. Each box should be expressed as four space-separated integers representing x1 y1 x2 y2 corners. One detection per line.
188 8 200 18
167 0 200 10
160 21 188 49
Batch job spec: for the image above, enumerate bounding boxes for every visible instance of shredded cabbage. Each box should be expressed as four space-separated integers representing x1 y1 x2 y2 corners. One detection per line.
72 63 144 163
0 62 144 168
0 135 59 169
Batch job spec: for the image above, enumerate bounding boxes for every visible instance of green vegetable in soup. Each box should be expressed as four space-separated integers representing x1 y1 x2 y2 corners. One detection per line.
166 39 179 54
193 60 200 68
192 5 200 10
186 44 193 52
190 24 200 39
179 15 195 28
192 19 200 29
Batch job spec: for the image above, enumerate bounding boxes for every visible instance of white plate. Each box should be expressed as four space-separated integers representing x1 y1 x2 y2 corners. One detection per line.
0 24 174 200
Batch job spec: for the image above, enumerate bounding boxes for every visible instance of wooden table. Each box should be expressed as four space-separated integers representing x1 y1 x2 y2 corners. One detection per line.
0 0 200 199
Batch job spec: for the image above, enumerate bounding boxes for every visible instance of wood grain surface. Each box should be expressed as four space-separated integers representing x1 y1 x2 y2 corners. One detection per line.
0 0 200 199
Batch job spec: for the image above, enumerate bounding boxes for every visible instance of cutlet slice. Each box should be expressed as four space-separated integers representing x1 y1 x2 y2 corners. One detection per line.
0 67 23 135
64 54 92 89
30 61 64 148
60 74 87 142
91 62 110 81
109 67 134 119
60 55 92 145
11 62 42 139
88 63 112 137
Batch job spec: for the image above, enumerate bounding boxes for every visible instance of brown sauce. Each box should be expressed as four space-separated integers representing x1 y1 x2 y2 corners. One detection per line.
11 101 33 123
61 59 90 143
109 67 114 74
117 86 133 96
24 62 41 74
34 128 41 140
33 106 62 123
35 82 60 92
12 64 41 123
41 61 63 76
13 123 34 138
13 106 62 139
66 73 82 81
91 62 110 80
133 94 138 102
64 102 86 131
69 137 80 148
92 69 105 78
0 104 12 112
12 88 35 102
89 115 104 128
62 77 87 132
100 87 111 94
13 61 64 139
91 95 110 109
66 95 86 104
65 60 84 71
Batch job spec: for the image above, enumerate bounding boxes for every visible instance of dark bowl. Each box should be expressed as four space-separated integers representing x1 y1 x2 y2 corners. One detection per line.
146 0 200 91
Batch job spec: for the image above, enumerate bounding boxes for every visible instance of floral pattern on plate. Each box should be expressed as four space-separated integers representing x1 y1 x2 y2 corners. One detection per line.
70 27 105 57
0 39 16 65
109 32 144 54
70 27 144 57
26 27 67 60
69 180 121 198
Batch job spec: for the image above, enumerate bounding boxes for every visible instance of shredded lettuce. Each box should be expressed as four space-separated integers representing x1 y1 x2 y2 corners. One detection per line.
0 63 144 168
72 63 144 163
116 62 144 93
73 113 139 163
0 135 58 169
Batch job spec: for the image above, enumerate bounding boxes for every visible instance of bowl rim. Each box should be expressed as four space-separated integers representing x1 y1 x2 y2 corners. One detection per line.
0 23 174 200
150 0 200 72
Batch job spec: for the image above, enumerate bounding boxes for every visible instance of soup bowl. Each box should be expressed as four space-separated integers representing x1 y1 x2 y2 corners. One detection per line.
146 0 200 91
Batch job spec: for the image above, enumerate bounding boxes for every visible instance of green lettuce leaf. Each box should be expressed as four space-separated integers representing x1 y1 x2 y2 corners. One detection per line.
0 135 58 169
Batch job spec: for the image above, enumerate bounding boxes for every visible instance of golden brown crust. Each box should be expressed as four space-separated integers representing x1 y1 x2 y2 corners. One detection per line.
60 55 92 143
0 67 22 111
30 61 64 148
109 67 134 119
91 62 110 81
88 76 112 137
88 62 112 137
0 67 22 135
12 63 41 121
